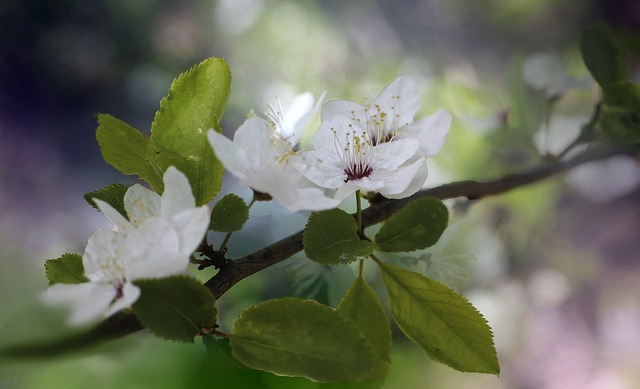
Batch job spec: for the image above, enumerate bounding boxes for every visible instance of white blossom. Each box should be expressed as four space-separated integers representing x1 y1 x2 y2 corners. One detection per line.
299 75 451 200
44 220 190 324
297 117 423 201
208 116 340 211
43 166 210 324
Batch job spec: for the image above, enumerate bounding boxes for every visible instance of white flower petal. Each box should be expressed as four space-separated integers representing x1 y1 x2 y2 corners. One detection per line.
123 217 188 280
161 166 196 218
83 229 122 281
288 90 326 144
208 129 250 180
379 157 428 199
371 138 419 171
171 206 210 255
124 184 161 227
44 282 116 325
234 117 282 168
401 108 451 157
295 150 346 189
321 99 366 123
94 198 133 233
103 283 141 318
371 75 420 133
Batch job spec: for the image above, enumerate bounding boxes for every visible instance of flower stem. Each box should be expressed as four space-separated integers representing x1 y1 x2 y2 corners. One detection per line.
356 190 363 237
356 190 365 276
219 198 256 252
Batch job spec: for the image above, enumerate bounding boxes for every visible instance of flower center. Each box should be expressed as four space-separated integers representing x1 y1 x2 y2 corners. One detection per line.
114 280 126 300
351 95 405 145
332 124 374 182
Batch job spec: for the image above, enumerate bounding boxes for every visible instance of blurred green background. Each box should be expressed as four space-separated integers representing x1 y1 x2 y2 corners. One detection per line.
1 0 640 387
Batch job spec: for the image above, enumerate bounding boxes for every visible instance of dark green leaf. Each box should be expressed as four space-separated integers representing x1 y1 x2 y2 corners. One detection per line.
209 194 249 232
599 82 640 145
44 253 88 285
378 261 499 374
149 57 231 206
83 183 132 220
599 109 640 145
336 275 391 381
133 276 217 343
375 197 448 252
303 209 377 265
230 298 376 383
580 22 627 86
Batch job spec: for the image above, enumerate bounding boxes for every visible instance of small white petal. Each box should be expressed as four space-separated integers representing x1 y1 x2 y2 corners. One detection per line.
124 184 161 227
94 198 133 233
401 108 452 157
379 157 428 199
161 166 196 218
83 229 123 282
321 99 366 123
288 90 326 144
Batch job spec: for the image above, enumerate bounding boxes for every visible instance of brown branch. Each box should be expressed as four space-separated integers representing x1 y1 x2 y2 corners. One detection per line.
206 144 633 299
2 144 633 358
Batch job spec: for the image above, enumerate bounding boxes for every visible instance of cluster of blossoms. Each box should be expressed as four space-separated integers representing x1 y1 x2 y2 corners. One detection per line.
45 75 450 324
44 167 210 324
208 75 451 211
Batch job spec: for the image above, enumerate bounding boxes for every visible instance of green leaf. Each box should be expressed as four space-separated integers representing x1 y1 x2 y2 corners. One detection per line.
230 297 376 383
96 58 231 205
83 183 132 219
149 57 231 206
44 253 88 285
599 109 640 145
580 22 627 86
96 114 164 191
375 197 448 252
378 261 499 374
598 82 640 145
303 209 377 265
210 194 249 232
132 276 217 343
335 275 391 381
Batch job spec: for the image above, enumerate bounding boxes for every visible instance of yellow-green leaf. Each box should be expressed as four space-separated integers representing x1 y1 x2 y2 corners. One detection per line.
378 261 499 374
336 275 391 381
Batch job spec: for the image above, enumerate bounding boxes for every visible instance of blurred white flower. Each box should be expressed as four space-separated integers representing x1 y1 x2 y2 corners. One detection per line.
208 116 340 211
565 155 640 202
522 52 593 99
44 166 209 324
533 114 584 157
44 219 192 324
